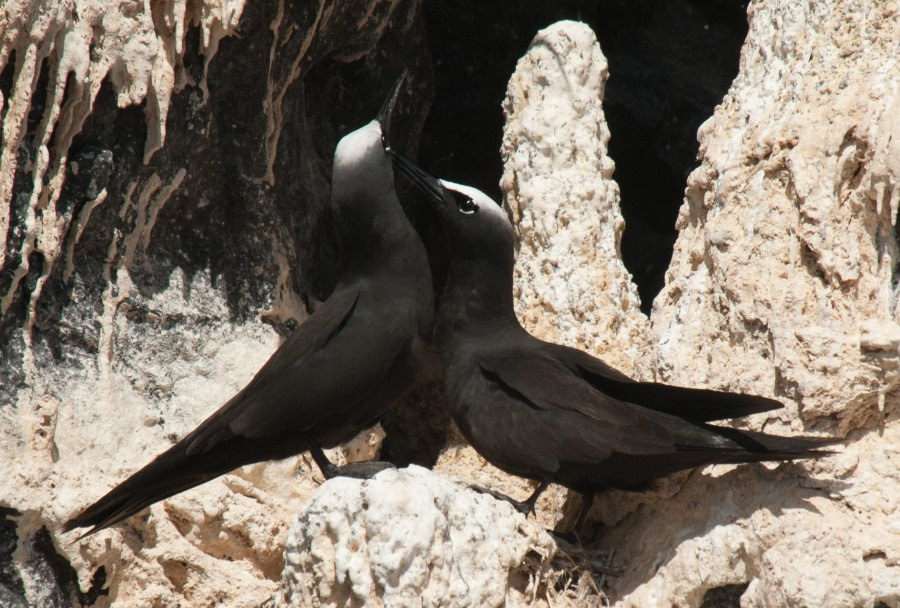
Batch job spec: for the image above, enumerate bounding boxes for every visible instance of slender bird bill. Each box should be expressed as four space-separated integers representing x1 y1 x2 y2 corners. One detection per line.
62 76 435 538
391 152 444 202
377 72 406 151
390 152 841 534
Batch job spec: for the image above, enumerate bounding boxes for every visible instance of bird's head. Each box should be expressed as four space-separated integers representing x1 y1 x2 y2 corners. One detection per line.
391 154 514 261
331 74 406 210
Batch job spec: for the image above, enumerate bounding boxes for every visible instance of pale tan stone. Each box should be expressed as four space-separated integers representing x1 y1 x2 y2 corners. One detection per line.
501 21 652 379
6 0 899 605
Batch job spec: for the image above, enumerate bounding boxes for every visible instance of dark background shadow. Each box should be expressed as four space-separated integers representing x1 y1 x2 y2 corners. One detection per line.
418 0 749 313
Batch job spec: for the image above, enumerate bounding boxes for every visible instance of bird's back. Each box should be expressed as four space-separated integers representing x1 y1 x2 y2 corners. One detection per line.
445 327 836 493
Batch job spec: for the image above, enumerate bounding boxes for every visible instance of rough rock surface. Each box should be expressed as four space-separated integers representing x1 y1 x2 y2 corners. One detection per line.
501 21 652 378
613 1 900 605
0 0 432 606
4 1 900 607
273 466 557 608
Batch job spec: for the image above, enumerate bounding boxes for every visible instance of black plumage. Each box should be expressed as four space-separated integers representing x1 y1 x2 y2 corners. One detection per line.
64 79 434 537
392 154 838 529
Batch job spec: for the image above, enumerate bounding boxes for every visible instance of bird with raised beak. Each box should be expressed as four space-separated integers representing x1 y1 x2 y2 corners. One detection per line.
64 76 434 537
391 152 840 534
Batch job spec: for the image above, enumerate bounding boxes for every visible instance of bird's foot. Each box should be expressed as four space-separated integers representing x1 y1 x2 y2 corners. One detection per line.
551 528 581 545
328 460 396 480
468 484 535 515
310 447 395 480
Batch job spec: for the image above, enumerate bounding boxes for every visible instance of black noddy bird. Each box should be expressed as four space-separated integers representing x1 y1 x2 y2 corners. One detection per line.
64 77 434 537
391 154 839 532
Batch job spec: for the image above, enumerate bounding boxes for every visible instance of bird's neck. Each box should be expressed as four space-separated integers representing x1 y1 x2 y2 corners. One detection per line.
437 254 520 350
336 201 420 276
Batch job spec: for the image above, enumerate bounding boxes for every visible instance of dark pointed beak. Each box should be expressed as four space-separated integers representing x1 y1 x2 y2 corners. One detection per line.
390 153 445 205
377 72 407 151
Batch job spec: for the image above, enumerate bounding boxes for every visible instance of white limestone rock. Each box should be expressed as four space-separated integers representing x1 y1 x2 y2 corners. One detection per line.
612 0 900 605
274 466 557 608
501 20 652 379
652 0 900 430
428 9 899 608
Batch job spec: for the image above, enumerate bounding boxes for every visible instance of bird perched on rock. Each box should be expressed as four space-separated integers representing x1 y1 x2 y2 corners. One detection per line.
64 76 434 537
391 153 839 532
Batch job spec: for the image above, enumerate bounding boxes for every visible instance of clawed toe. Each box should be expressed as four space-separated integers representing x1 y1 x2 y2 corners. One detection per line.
310 446 395 481
468 484 536 515
332 460 396 479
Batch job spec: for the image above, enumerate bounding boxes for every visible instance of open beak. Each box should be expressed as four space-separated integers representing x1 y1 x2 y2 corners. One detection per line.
390 153 445 205
377 71 407 151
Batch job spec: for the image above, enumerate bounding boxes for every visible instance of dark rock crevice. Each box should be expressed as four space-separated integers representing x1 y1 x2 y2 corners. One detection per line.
418 0 749 313
0 509 107 608
1 1 752 600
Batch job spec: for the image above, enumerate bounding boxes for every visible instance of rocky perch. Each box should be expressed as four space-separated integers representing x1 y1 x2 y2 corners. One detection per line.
2 1 899 607
272 466 557 608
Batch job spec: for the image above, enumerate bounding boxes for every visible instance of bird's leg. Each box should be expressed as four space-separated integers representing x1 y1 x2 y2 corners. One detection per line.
552 492 595 544
573 492 594 533
310 446 340 479
522 480 550 513
469 480 549 515
309 446 396 480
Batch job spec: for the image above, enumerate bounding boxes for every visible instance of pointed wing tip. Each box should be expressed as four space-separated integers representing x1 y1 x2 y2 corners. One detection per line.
809 436 847 449
71 527 98 543
61 512 82 534
62 504 119 540
60 518 99 542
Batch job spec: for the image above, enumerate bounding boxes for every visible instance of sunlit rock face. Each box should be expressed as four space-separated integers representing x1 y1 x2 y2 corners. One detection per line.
274 466 557 608
628 1 900 605
4 1 898 606
0 0 431 606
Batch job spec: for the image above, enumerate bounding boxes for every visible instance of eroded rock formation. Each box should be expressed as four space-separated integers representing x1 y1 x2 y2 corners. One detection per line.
274 466 557 608
1 1 432 606
2 1 898 607
624 1 900 604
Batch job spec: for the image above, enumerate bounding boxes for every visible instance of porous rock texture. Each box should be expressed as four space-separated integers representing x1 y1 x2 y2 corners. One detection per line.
501 21 652 379
0 0 434 606
4 2 900 608
620 1 900 605
273 466 558 608
491 8 900 608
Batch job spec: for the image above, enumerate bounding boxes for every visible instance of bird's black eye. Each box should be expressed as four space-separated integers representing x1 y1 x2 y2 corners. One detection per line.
458 197 478 215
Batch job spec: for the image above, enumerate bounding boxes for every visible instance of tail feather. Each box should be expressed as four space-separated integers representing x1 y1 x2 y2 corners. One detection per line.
698 424 843 463
63 437 271 538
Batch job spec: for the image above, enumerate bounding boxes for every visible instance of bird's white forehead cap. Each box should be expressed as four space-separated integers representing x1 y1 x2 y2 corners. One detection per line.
438 179 509 225
334 120 383 170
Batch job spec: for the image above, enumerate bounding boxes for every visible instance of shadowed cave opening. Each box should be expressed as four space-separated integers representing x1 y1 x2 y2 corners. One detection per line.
701 582 750 608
